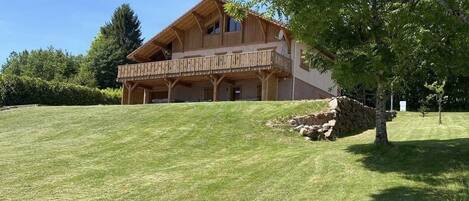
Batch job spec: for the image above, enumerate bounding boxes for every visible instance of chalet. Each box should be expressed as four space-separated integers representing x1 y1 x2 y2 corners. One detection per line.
117 0 338 104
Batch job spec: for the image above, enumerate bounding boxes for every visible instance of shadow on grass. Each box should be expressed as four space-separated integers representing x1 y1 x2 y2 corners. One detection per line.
347 138 469 201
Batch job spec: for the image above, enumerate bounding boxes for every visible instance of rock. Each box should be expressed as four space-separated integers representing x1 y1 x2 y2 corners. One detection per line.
329 98 338 110
288 119 298 126
287 96 379 141
311 125 321 131
322 122 332 130
294 125 304 131
299 127 308 136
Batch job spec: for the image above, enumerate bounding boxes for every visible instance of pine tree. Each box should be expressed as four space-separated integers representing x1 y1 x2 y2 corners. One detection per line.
86 4 143 89
102 4 143 59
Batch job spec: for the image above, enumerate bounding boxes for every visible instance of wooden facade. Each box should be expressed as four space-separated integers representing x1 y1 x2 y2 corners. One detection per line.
126 0 291 63
117 50 291 82
117 0 337 105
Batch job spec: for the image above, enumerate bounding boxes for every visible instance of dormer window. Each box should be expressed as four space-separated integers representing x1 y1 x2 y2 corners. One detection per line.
226 17 241 32
207 21 220 35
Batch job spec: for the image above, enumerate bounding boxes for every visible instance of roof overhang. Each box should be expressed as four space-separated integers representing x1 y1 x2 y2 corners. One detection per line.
127 0 291 62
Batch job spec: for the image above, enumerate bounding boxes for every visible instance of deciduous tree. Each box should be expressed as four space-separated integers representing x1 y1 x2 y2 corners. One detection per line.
226 0 469 145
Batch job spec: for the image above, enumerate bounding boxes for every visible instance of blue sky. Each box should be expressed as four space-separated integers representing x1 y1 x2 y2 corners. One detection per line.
0 0 200 64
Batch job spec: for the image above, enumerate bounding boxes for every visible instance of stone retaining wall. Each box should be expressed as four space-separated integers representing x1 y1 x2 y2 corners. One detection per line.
288 97 394 141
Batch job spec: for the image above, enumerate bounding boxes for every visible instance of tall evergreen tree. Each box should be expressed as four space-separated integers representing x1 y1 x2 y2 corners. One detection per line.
101 4 143 59
86 4 143 88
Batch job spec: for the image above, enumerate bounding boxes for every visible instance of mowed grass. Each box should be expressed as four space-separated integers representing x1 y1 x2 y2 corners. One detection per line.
0 101 468 201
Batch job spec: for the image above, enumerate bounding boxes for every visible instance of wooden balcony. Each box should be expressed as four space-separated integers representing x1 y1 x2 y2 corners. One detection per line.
117 50 292 82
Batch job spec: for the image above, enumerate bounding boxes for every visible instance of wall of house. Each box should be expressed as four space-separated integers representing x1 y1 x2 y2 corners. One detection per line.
293 78 334 100
171 11 287 56
172 41 290 59
291 41 338 97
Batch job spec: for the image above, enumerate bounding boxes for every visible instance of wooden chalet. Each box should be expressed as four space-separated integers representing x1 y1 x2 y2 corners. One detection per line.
117 0 338 104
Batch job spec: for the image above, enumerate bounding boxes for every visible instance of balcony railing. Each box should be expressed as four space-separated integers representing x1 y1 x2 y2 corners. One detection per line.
117 50 292 82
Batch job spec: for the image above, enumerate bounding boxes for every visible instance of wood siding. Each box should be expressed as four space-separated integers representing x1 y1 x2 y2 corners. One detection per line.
117 50 291 82
171 11 282 53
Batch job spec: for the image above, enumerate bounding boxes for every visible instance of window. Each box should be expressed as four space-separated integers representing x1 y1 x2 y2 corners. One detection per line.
232 87 242 101
300 49 310 71
207 21 220 35
225 17 241 32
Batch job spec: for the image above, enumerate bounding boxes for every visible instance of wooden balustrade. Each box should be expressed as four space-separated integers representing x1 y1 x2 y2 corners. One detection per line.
117 50 291 82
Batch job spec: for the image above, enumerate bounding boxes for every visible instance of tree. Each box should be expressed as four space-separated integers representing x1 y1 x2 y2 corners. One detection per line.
426 80 448 125
86 34 126 88
226 0 469 145
101 4 143 59
1 47 82 82
85 4 143 88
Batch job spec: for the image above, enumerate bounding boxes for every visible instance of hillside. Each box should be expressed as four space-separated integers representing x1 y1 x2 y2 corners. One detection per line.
0 101 468 201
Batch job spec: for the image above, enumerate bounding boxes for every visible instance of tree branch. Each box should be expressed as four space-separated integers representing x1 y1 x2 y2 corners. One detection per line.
436 0 469 24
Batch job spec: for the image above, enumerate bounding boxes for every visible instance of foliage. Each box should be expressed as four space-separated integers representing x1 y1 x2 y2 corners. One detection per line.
0 103 468 200
84 4 143 89
227 0 469 144
86 34 126 89
0 75 119 106
418 104 429 118
425 80 448 124
100 87 122 103
101 4 143 58
0 47 84 82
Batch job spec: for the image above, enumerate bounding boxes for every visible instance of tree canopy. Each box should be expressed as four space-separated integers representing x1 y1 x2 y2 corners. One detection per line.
227 0 469 144
1 47 84 83
85 3 143 89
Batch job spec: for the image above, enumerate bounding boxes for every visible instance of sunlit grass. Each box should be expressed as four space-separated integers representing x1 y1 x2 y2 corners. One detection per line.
0 102 467 201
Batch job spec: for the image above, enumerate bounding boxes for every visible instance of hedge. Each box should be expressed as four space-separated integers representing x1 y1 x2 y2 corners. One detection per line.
0 75 121 106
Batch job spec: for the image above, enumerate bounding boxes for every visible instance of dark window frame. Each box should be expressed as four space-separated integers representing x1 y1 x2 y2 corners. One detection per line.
225 17 242 33
207 21 221 35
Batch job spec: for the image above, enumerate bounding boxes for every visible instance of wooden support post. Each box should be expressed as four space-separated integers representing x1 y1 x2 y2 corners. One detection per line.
192 12 205 46
256 71 277 101
241 21 245 43
221 14 225 46
171 27 185 52
209 75 226 101
121 83 126 105
143 88 150 104
164 78 180 103
282 29 292 54
125 81 139 105
257 18 268 43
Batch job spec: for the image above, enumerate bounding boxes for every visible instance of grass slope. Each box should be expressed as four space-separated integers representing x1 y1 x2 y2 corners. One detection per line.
0 102 468 201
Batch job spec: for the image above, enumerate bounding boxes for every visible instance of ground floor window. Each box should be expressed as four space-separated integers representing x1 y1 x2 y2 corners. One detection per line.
232 87 242 101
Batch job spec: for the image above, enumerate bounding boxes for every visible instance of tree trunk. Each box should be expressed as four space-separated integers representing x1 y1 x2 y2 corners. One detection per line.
438 96 442 125
375 82 389 145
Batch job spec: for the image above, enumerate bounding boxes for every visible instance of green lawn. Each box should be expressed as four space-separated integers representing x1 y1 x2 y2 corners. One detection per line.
0 101 468 201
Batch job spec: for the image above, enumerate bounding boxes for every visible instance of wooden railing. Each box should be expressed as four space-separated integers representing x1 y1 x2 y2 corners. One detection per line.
117 50 292 81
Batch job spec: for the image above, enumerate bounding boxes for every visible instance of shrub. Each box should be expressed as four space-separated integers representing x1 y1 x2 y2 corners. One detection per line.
0 75 120 106
100 88 122 104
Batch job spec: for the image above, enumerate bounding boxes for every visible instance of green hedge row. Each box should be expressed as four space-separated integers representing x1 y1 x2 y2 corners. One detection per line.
0 75 120 106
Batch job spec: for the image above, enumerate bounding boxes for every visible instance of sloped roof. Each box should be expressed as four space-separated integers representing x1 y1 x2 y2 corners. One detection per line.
127 0 291 62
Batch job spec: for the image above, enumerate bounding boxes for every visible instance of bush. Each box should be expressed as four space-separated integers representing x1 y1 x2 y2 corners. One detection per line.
0 75 120 106
100 88 122 104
